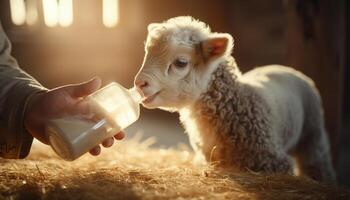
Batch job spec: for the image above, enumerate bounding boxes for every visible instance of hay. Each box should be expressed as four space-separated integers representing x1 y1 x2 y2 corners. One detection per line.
0 133 349 200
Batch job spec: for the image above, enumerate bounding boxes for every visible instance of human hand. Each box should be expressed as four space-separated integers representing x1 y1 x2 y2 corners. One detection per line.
24 77 125 156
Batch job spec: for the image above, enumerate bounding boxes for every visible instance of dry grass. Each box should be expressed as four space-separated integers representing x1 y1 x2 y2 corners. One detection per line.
0 133 349 200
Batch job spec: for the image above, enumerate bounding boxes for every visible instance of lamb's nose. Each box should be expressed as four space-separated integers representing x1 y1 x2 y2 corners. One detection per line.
135 79 149 96
135 79 149 89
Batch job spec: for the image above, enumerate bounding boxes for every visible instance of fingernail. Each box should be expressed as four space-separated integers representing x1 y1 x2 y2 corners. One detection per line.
90 146 101 155
114 132 125 140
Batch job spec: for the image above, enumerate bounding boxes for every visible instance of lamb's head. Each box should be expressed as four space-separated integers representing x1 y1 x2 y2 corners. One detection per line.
135 16 234 111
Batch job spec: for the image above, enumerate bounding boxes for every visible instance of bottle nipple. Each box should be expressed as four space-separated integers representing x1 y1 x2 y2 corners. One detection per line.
128 87 142 103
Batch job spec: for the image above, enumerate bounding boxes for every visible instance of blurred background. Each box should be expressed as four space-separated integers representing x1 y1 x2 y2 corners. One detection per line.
0 0 348 186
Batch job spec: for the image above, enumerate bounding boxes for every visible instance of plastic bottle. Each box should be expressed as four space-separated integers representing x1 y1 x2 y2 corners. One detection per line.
45 82 142 161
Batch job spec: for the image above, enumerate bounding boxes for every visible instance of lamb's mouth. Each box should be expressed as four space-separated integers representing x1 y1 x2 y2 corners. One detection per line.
142 91 161 104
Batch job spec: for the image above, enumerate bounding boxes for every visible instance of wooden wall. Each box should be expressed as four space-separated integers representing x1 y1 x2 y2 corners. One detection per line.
285 0 345 162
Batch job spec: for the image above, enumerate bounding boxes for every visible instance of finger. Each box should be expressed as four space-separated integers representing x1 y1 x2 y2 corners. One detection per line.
89 145 101 156
102 137 114 148
72 100 93 117
65 77 102 98
114 132 125 140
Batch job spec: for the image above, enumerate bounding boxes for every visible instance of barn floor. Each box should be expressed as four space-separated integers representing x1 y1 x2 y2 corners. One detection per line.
1 133 349 200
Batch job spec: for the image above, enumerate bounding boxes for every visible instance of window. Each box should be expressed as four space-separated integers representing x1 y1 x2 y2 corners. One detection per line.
9 0 26 25
102 0 119 28
9 0 120 28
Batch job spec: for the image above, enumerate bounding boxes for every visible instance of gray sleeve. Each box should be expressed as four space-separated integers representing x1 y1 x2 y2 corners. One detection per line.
0 21 48 158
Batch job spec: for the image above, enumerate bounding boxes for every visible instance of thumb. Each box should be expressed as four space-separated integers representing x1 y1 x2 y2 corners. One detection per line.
65 77 102 98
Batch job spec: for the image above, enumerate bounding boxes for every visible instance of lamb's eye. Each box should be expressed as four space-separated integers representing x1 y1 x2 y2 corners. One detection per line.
173 58 188 68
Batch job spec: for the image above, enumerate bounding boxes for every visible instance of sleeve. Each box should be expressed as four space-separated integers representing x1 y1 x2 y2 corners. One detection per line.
0 21 48 159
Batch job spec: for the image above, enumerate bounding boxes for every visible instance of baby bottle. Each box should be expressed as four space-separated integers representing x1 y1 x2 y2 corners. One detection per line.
45 82 142 161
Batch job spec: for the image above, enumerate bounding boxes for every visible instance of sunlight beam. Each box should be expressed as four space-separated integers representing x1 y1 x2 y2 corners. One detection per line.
103 0 119 28
42 0 59 27
10 0 26 25
58 0 73 27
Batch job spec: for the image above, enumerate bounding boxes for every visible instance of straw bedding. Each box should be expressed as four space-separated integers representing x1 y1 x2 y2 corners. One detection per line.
0 134 349 200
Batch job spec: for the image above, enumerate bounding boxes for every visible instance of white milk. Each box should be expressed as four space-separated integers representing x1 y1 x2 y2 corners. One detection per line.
45 82 141 161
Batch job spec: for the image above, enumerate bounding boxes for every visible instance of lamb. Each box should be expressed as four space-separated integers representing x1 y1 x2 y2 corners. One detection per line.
134 16 336 183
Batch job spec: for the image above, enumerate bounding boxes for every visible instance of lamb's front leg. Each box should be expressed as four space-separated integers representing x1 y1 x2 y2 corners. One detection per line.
188 131 207 165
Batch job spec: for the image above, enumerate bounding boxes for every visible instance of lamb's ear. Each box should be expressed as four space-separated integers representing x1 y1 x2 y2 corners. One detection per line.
200 33 234 61
147 23 161 33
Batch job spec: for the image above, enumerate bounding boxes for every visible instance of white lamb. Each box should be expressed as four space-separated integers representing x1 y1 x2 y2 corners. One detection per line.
134 16 336 182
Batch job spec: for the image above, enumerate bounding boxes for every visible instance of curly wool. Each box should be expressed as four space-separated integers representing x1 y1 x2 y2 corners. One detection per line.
180 57 336 182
